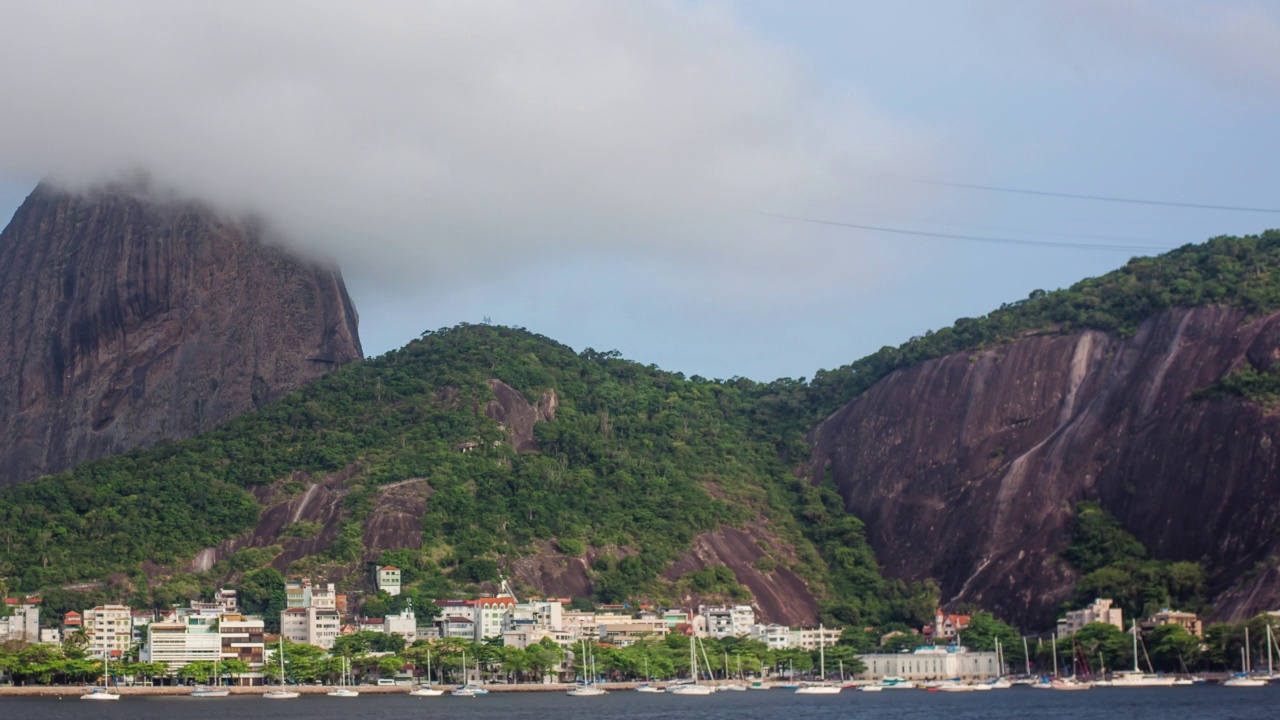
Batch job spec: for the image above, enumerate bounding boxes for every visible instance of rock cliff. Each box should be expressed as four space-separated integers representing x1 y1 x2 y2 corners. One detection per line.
808 306 1280 629
0 183 362 485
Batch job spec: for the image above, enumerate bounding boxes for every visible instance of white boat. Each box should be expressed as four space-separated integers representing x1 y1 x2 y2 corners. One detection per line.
568 640 609 696
635 682 664 693
1223 675 1267 687
671 633 715 695
794 624 841 695
452 686 478 697
669 683 716 695
409 648 444 696
81 652 120 701
190 687 230 697
985 677 1012 689
1224 627 1267 687
719 683 747 691
857 684 882 692
1108 621 1175 687
191 656 231 697
876 676 916 689
936 682 976 693
1049 678 1092 691
410 685 445 696
327 656 360 697
263 636 299 699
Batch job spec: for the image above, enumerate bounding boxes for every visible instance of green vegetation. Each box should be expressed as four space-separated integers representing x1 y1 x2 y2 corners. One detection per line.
1061 503 1207 620
1195 363 1280 408
2 231 1278 630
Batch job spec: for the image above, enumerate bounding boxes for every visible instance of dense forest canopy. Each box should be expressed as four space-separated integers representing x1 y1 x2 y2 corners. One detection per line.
1 230 1278 632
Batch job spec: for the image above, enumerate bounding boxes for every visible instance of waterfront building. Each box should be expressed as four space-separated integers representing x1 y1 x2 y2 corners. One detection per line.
857 644 1000 681
83 605 133 660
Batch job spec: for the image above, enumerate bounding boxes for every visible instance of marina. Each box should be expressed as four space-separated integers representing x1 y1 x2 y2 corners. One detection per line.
2 684 1280 719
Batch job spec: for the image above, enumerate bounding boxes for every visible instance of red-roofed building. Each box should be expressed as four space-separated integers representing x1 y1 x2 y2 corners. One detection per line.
931 610 971 641
63 610 82 627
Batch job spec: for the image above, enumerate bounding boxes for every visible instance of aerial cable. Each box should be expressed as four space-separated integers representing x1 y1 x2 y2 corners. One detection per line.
758 212 1176 253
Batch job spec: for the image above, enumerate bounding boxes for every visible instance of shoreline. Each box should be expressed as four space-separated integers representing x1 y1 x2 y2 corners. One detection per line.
0 681 687 697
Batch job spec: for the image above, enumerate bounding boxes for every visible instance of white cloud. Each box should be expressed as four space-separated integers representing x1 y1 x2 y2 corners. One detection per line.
0 0 938 293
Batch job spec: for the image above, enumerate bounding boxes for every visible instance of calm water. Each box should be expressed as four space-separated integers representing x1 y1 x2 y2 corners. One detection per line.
4 686 1276 719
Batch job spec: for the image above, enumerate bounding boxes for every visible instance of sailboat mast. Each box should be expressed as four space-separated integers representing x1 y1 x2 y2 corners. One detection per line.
1130 621 1139 673
819 623 826 680
1023 636 1031 676
1052 636 1058 678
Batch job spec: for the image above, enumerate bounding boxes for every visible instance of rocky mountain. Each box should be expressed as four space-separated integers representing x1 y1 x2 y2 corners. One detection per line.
0 182 362 485
808 268 1280 630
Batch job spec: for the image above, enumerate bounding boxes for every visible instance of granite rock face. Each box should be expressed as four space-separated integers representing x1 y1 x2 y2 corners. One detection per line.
807 306 1280 629
0 183 362 485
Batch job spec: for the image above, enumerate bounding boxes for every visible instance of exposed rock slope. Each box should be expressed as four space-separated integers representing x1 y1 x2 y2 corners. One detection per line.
0 183 362 485
808 306 1280 629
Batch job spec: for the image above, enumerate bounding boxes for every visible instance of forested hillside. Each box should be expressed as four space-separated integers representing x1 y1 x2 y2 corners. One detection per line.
2 230 1279 632
0 324 932 628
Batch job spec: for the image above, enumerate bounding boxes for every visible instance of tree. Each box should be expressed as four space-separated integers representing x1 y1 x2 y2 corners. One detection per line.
1147 624 1200 672
1074 622 1133 675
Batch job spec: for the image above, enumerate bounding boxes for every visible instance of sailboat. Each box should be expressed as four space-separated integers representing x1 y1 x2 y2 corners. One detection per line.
669 634 715 695
1040 635 1089 690
327 655 360 697
263 636 300 699
191 656 231 697
1224 626 1267 687
1110 621 1174 687
80 651 121 701
795 625 841 694
636 657 664 692
719 650 746 691
451 651 491 696
984 638 1011 688
568 640 609 696
409 648 444 696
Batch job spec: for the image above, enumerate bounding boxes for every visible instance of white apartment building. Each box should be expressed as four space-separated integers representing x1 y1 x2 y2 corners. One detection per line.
700 605 756 638
84 605 133 659
281 606 341 649
146 613 222 669
0 602 40 643
474 596 516 640
748 623 840 650
130 611 153 647
751 623 793 650
793 625 841 650
285 578 337 610
1057 598 1124 638
376 566 402 596
144 604 266 670
386 607 417 642
857 644 1000 681
598 617 669 647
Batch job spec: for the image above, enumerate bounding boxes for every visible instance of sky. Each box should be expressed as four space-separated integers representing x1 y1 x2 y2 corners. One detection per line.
1 0 1278 381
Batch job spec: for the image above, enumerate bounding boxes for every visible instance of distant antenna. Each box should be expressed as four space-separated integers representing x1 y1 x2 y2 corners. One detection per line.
482 315 492 325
